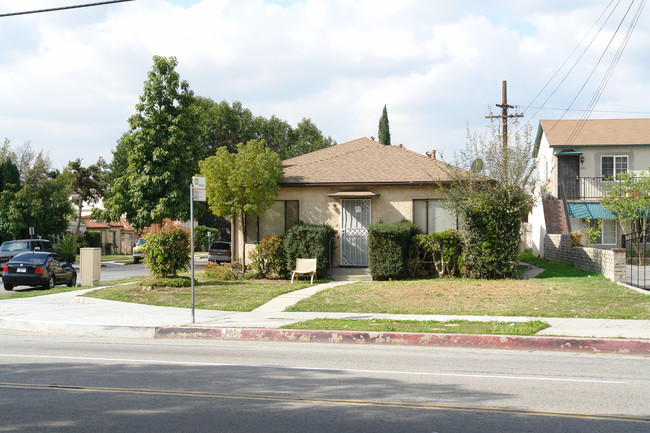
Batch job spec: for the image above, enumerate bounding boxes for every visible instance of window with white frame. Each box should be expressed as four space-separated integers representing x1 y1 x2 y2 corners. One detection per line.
413 200 457 234
588 218 617 245
601 155 628 179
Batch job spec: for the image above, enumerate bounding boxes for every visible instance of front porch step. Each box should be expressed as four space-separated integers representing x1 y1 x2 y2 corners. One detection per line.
331 267 373 282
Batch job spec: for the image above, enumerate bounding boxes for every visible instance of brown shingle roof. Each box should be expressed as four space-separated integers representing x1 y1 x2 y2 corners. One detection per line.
282 137 458 186
540 118 650 147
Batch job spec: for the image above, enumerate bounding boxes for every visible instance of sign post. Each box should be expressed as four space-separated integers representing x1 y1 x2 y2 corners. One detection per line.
190 176 206 323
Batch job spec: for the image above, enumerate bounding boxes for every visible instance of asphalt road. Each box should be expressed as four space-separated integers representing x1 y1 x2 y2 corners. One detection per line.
1 333 648 432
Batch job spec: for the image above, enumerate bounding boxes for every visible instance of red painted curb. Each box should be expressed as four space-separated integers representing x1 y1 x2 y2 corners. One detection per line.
155 327 650 354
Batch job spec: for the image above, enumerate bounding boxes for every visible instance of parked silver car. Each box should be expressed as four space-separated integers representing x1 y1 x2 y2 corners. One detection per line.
208 241 232 263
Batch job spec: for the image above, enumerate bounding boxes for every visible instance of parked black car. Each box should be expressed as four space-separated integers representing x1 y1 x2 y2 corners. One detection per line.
2 252 76 291
0 239 55 264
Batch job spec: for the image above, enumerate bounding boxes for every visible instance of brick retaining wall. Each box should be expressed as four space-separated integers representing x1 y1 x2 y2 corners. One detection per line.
544 234 625 282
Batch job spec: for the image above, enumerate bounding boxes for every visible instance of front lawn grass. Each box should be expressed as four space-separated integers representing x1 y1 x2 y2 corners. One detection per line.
84 279 311 311
281 318 550 335
285 256 650 319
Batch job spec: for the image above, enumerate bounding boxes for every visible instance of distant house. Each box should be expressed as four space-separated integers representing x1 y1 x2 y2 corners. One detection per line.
530 118 650 256
82 217 137 255
232 137 461 269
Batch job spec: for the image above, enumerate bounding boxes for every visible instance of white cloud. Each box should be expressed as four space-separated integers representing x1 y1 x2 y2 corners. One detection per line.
0 0 648 169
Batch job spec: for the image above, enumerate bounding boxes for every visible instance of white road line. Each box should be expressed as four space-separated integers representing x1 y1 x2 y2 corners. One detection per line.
0 353 626 384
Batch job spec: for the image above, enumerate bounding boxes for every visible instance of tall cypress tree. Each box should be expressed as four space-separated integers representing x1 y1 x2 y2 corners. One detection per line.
378 105 391 145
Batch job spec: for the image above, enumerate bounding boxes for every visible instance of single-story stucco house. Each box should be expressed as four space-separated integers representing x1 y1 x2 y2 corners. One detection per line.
232 137 460 271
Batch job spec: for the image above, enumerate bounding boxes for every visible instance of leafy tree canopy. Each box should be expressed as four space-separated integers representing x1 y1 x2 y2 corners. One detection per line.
64 158 109 234
601 171 650 236
0 139 72 241
194 97 335 160
104 55 202 231
199 139 284 269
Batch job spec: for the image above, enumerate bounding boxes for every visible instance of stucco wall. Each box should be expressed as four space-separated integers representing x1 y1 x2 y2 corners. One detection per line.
236 184 446 267
543 233 625 282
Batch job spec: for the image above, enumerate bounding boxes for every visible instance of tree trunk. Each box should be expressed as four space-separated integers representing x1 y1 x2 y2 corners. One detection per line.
76 196 83 234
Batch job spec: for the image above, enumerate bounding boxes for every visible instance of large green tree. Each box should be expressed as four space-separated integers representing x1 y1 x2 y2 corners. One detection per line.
192 97 335 160
104 55 202 230
0 142 72 240
378 105 391 145
199 140 284 270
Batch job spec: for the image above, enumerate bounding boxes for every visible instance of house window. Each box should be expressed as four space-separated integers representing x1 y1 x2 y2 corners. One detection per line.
588 219 617 245
601 156 628 179
413 200 456 234
245 200 299 242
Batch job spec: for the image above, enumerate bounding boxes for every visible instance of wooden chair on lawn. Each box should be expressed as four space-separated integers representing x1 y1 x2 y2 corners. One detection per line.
291 258 317 284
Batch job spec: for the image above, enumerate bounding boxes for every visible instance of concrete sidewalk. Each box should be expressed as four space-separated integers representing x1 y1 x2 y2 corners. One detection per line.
0 282 649 353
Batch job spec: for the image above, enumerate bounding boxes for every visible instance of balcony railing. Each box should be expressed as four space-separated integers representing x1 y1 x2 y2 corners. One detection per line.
558 176 640 201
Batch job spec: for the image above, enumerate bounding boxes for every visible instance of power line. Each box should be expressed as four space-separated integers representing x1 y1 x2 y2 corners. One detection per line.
525 106 650 114
0 0 134 18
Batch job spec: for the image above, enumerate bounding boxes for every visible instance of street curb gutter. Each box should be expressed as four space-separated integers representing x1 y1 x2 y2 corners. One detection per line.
155 327 650 354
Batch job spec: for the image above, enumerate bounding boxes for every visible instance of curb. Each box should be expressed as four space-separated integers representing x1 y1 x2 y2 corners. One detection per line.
155 327 650 354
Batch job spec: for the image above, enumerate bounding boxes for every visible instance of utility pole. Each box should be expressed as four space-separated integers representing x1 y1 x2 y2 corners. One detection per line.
485 80 523 151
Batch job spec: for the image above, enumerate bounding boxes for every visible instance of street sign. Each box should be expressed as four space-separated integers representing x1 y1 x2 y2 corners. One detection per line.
192 176 206 202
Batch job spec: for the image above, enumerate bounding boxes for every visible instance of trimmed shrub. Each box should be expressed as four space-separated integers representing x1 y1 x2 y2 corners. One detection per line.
414 230 463 278
459 184 529 279
368 221 419 280
83 230 102 248
249 235 287 278
142 220 190 277
284 223 335 278
204 262 241 280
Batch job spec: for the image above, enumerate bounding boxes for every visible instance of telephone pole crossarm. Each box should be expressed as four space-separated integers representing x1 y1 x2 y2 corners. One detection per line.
485 80 523 150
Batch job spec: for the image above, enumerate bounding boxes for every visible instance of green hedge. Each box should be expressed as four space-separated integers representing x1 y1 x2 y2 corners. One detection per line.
284 223 335 278
459 185 529 279
368 221 419 280
83 230 102 248
413 230 463 278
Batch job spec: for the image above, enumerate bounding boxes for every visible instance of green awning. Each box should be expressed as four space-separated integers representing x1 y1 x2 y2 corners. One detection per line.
567 203 615 219
556 150 583 156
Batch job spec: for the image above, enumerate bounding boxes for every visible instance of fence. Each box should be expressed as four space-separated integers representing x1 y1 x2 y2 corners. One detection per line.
622 230 650 290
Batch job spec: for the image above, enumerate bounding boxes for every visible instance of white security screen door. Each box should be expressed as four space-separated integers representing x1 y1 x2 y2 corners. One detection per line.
340 198 371 266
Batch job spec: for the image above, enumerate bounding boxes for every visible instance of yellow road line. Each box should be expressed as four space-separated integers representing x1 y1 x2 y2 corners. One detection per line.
0 382 647 424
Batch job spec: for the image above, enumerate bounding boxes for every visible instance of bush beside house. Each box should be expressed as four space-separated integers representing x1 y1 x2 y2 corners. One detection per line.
284 223 335 278
368 221 419 280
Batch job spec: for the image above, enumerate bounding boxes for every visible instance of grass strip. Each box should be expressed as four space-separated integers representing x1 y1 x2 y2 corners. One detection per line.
0 278 142 299
84 280 311 311
281 318 550 335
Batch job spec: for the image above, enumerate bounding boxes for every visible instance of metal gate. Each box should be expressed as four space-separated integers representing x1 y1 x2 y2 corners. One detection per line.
340 198 371 267
622 230 650 290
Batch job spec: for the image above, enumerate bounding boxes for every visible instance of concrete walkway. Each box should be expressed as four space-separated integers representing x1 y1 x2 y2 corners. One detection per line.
0 281 649 352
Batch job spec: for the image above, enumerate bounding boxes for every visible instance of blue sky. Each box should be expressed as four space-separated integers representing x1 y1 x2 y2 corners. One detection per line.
1 0 648 169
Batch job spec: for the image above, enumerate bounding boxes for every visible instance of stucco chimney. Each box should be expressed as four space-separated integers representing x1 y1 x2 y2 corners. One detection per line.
430 150 437 160
398 143 403 148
